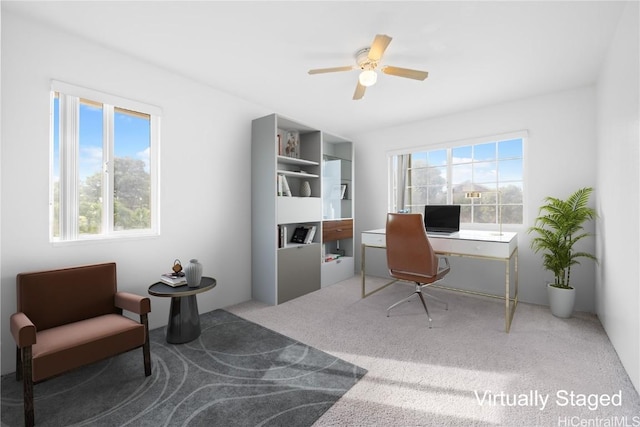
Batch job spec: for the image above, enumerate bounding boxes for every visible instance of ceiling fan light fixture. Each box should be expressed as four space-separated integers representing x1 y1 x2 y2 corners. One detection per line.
359 70 377 87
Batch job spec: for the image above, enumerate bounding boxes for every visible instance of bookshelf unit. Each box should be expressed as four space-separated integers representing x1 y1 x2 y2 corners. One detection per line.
251 114 354 305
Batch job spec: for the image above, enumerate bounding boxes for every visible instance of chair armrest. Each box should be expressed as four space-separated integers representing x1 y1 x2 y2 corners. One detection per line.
10 312 36 348
115 292 151 315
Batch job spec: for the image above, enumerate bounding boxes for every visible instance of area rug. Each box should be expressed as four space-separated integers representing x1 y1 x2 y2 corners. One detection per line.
1 309 367 426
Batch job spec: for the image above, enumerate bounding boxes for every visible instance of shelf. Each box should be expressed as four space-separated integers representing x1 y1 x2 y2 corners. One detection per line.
277 170 319 178
277 155 319 167
323 154 352 163
279 242 320 250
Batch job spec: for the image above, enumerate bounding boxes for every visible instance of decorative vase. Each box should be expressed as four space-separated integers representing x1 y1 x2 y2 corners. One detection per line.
300 180 311 197
547 283 575 318
184 259 203 288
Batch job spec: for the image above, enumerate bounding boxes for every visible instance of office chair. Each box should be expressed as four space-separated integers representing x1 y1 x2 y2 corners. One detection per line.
385 213 450 327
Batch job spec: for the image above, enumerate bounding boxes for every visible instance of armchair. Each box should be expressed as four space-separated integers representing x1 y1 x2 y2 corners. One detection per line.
10 262 151 427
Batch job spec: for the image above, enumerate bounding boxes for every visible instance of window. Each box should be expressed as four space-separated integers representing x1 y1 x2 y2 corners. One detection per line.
50 81 161 242
389 132 525 226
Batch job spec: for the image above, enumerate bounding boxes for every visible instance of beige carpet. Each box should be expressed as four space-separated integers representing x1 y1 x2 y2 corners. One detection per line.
226 275 640 426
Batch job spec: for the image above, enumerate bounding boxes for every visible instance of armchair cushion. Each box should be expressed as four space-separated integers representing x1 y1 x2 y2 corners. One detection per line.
30 314 145 382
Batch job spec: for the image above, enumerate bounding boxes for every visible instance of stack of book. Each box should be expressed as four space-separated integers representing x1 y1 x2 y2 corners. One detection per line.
160 273 187 287
278 225 288 248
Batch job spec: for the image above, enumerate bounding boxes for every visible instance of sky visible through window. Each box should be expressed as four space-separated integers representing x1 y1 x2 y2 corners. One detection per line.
52 97 150 181
408 139 523 189
451 139 523 187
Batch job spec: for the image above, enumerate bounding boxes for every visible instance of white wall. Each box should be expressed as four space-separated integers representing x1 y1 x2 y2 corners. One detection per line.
0 11 269 374
353 86 598 312
596 1 640 394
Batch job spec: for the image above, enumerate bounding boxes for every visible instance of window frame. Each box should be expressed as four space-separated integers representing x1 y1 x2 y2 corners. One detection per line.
387 131 527 229
50 80 161 243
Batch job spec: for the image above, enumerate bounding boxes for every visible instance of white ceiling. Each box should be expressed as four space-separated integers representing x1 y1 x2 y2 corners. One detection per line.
3 1 626 136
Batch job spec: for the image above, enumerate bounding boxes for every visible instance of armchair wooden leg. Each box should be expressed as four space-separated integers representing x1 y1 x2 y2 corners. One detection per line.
22 346 34 427
16 346 22 381
141 314 151 377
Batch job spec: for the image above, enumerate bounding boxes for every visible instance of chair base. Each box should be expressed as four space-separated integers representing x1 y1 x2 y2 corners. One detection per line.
387 283 448 328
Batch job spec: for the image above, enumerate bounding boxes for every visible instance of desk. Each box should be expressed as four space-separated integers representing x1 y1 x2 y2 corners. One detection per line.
361 229 518 332
148 277 216 343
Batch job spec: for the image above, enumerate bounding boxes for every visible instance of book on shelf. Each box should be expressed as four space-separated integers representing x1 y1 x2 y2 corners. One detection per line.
290 226 308 244
290 225 316 244
282 175 292 196
278 174 292 197
304 225 316 244
160 273 187 287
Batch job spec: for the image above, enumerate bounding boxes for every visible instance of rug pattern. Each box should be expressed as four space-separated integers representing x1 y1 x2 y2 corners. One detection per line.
1 309 366 426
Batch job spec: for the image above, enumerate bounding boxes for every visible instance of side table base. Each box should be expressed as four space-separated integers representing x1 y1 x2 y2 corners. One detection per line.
167 294 201 344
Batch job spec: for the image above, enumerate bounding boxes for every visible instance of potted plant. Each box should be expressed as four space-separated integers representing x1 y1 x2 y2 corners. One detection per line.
527 187 597 318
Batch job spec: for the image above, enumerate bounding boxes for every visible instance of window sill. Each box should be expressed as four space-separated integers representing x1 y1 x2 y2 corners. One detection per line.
51 232 160 247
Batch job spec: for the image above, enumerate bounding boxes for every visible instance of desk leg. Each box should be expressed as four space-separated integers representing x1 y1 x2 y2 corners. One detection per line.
361 244 397 298
504 248 519 333
514 248 519 307
166 295 201 344
361 244 366 298
505 258 510 333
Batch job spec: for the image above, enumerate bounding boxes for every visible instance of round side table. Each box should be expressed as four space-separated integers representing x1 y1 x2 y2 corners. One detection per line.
148 277 216 344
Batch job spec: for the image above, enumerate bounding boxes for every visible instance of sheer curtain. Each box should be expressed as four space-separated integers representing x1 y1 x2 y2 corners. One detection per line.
392 154 410 213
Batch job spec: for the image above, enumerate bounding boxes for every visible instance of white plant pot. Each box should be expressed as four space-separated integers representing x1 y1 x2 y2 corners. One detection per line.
547 283 576 318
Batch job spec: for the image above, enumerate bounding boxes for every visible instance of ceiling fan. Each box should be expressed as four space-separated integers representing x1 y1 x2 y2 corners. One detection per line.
308 34 429 100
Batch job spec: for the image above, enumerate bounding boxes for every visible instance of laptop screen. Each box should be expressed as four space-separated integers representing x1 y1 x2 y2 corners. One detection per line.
424 205 461 234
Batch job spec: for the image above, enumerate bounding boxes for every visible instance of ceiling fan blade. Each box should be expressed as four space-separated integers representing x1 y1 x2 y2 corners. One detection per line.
382 66 429 81
353 82 366 100
308 66 355 75
368 34 392 62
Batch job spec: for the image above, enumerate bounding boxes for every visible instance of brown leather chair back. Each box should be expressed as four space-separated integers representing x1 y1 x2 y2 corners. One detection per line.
17 262 118 331
386 213 439 281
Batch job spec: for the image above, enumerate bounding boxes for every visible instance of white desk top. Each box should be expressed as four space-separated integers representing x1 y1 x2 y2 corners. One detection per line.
362 229 518 259
363 228 516 243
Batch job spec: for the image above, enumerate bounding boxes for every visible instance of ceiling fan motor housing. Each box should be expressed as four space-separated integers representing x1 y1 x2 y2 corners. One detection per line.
356 48 377 70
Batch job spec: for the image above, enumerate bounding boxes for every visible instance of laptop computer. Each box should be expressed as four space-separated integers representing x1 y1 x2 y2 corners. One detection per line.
424 205 461 235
